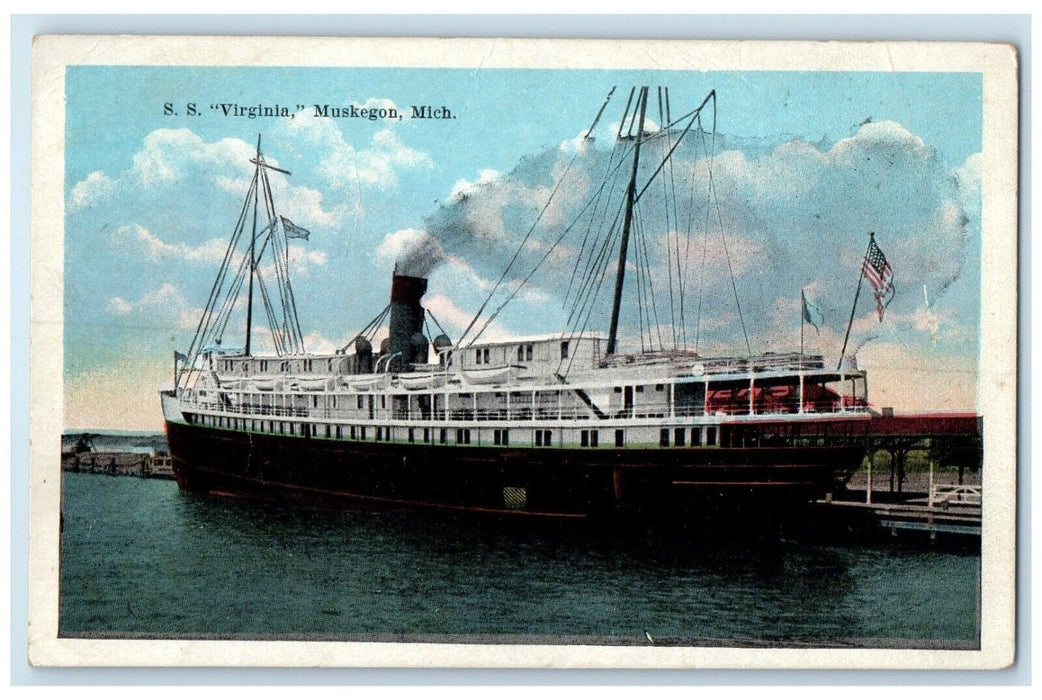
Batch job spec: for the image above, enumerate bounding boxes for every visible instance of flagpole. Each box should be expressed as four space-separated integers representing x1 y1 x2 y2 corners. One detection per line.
800 289 806 360
837 232 874 371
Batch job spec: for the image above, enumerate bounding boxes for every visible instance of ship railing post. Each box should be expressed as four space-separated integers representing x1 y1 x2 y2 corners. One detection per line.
749 376 755 415
866 453 873 504
798 372 805 415
928 458 935 508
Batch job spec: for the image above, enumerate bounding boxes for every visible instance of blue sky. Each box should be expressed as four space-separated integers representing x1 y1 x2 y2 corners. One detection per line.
63 66 983 429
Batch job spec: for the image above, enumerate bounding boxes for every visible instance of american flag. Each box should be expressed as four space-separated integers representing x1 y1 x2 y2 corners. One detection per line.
862 235 895 321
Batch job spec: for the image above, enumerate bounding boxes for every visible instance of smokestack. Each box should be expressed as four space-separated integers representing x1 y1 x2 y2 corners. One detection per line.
388 271 428 370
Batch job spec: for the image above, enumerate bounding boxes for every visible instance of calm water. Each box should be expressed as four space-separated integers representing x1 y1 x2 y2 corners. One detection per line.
59 472 980 646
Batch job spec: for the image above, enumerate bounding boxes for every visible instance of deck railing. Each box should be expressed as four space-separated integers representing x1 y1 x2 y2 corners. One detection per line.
180 396 869 423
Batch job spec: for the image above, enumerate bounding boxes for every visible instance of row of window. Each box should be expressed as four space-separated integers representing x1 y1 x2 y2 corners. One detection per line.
194 413 718 448
660 426 718 447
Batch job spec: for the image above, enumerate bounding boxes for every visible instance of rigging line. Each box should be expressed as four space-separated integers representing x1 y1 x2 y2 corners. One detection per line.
569 222 621 345
260 168 299 352
261 169 293 350
210 221 285 357
210 220 277 343
666 119 684 349
564 139 628 306
660 126 678 349
635 205 665 351
259 162 303 355
252 266 286 356
425 307 449 339
558 141 629 308
567 195 626 326
180 174 257 383
584 86 616 140
707 160 752 355
632 211 647 352
570 159 632 318
470 190 603 347
565 216 623 373
631 102 705 206
617 87 635 141
693 120 717 354
566 143 633 312
458 148 584 348
557 214 621 376
254 164 288 350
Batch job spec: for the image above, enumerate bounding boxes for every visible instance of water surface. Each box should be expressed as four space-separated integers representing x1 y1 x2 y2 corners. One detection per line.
59 472 980 646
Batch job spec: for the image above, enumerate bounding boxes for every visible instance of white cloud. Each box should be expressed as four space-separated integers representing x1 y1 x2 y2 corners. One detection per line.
111 224 228 264
449 169 501 200
69 170 116 210
278 113 432 190
108 283 202 330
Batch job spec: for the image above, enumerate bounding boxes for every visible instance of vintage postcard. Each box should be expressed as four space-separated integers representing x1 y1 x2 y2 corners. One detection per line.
29 36 1018 668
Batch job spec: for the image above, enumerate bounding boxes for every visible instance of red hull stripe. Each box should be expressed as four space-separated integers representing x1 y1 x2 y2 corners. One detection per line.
185 460 588 519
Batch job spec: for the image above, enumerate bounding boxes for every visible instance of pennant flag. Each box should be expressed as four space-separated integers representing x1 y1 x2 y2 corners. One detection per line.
280 216 311 240
862 234 895 321
801 289 824 334
174 351 188 363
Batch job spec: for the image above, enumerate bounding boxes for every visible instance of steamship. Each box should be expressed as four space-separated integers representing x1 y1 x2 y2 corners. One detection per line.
161 88 872 522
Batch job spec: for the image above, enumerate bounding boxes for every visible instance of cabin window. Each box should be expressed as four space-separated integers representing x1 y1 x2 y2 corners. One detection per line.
706 426 717 446
535 429 552 447
376 427 383 441
590 430 598 447
674 428 686 447
332 396 338 409
381 395 386 409
660 428 670 447
440 428 447 445
526 344 533 361
581 430 589 447
613 386 622 393
691 427 702 446
535 430 542 447
336 425 342 439
636 386 645 393
357 395 364 409
615 429 624 447
408 428 415 443
656 384 665 391
494 429 510 446
456 428 471 445
350 425 356 439
517 346 524 362
475 349 482 364
483 348 490 364
423 428 430 443
312 396 319 408
560 341 569 359
360 426 367 440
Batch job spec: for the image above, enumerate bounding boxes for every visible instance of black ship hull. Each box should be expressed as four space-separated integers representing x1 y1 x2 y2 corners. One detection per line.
165 419 865 524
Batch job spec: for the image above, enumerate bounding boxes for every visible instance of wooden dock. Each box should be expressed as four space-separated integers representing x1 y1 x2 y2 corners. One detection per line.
804 485 981 545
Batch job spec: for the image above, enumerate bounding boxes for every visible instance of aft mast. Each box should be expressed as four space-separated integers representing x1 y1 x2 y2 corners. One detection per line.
606 86 649 356
245 135 260 356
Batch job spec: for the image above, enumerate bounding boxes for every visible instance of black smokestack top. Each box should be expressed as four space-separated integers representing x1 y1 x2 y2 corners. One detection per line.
388 271 428 368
